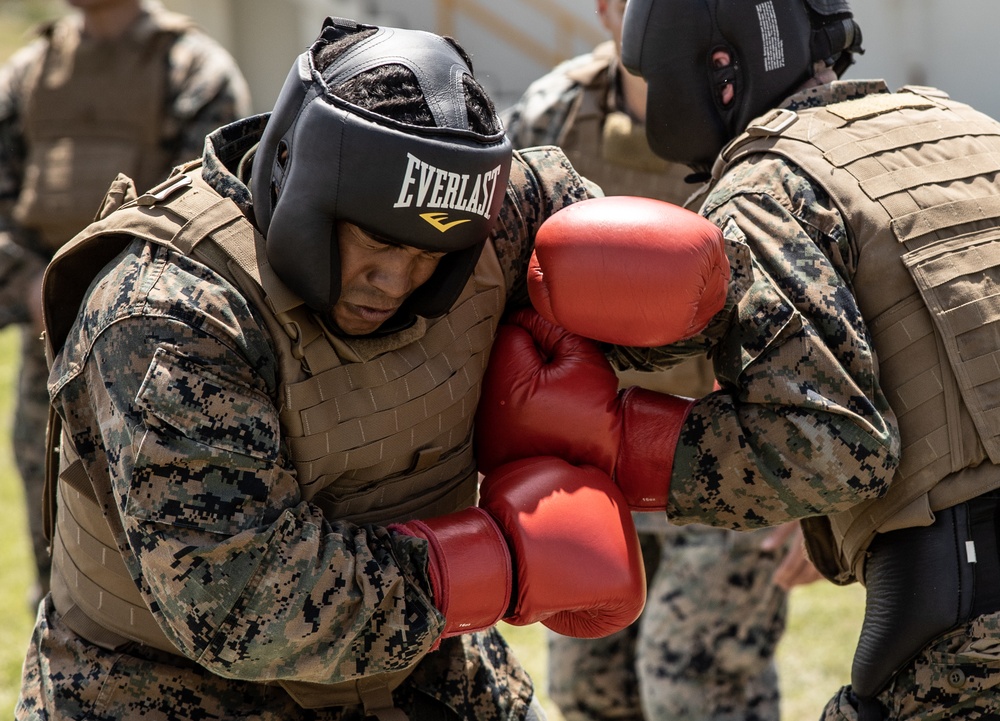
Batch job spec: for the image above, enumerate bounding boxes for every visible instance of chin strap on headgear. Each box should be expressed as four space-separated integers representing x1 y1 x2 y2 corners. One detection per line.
621 0 863 170
250 17 512 330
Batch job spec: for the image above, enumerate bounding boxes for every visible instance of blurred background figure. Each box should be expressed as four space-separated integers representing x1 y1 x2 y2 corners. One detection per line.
0 0 251 608
503 1 792 719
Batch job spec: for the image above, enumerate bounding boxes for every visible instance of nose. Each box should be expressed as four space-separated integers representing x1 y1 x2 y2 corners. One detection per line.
368 249 420 300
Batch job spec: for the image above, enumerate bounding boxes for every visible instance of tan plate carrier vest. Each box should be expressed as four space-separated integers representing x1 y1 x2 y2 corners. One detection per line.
557 41 694 206
711 86 1000 584
13 11 189 253
42 164 506 717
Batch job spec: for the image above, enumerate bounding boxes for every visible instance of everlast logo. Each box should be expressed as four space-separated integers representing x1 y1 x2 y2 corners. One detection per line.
394 152 503 232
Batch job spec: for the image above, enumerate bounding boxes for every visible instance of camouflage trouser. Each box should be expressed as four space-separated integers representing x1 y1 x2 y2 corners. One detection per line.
821 611 1000 721
548 522 788 721
14 325 51 602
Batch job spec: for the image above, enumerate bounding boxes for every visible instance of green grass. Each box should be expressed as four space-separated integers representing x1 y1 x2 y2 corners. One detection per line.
0 327 37 718
0 0 62 64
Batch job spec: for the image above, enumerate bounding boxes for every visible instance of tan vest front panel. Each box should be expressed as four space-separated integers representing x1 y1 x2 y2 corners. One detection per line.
45 168 506 707
14 19 176 252
716 88 1000 582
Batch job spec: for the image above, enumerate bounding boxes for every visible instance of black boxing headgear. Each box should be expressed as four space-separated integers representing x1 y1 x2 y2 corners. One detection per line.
250 17 512 330
621 0 863 169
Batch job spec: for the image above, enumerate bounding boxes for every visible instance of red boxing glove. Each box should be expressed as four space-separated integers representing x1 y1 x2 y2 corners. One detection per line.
392 509 512 638
393 457 645 639
529 195 729 346
479 457 645 638
475 308 695 511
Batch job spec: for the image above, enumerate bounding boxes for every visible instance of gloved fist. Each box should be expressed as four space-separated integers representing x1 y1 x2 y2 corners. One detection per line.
392 457 646 640
475 308 695 511
479 457 646 638
529 195 729 346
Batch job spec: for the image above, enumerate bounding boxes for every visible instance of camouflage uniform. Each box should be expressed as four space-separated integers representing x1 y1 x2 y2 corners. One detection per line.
606 79 1000 719
0 0 251 603
503 41 788 721
16 112 597 720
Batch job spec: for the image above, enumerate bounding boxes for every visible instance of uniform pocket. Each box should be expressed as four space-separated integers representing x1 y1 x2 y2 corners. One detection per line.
135 346 279 460
904 612 1000 717
126 346 283 535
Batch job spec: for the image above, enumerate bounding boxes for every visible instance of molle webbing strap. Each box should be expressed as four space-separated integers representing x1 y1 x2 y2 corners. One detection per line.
903 231 1000 462
819 117 1000 167
281 673 411 718
283 290 495 470
859 152 1000 202
312 451 477 524
275 305 340 373
51 479 179 654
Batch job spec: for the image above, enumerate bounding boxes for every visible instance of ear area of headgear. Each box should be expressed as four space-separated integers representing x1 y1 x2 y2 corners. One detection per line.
249 17 372 314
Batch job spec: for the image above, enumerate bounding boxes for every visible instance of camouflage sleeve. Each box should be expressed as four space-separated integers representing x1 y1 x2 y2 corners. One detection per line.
0 230 46 327
0 39 50 321
56 242 442 684
664 156 900 531
0 39 39 207
501 69 580 149
490 146 599 307
164 29 252 165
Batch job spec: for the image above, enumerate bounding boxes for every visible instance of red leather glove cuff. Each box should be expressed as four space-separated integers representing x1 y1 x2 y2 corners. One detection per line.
616 388 696 511
394 508 513 638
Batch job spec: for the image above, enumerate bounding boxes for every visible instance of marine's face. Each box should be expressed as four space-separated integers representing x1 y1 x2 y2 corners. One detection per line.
331 222 445 336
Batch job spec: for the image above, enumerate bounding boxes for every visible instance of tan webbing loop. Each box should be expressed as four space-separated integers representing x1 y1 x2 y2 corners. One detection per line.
868 303 935 365
279 674 411 717
861 152 1000 201
57 433 94 501
824 120 1000 168
746 108 798 137
892 195 1000 244
359 677 410 721
276 306 341 375
165 191 247 256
